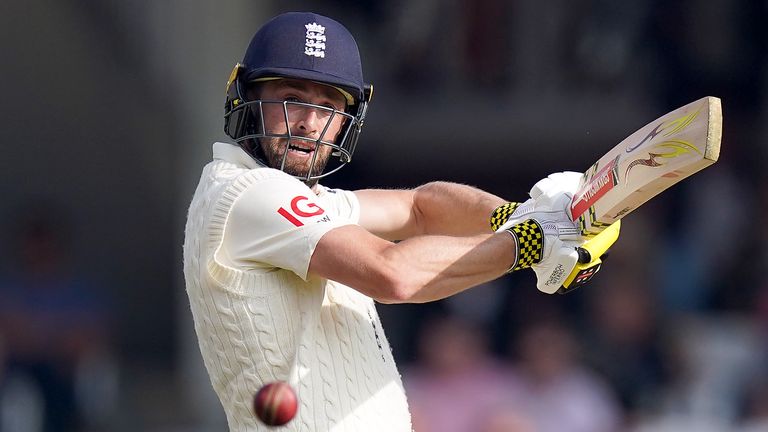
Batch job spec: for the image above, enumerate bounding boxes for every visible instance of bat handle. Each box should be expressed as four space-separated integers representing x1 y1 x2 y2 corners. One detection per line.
575 221 622 264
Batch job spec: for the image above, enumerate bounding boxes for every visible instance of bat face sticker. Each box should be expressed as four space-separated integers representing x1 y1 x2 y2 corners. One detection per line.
625 139 702 179
625 108 700 154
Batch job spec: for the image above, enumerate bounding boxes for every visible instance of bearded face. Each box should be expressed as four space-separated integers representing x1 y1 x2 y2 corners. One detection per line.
258 134 334 179
250 79 348 181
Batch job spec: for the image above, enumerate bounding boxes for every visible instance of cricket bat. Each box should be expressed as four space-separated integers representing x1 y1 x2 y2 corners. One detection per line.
559 96 722 292
571 96 722 237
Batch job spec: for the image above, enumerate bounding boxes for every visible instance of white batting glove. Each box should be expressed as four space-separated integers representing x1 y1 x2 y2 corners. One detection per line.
528 171 583 221
498 217 582 294
531 231 582 294
490 198 574 235
491 171 585 293
529 171 583 201
495 172 619 294
489 171 583 234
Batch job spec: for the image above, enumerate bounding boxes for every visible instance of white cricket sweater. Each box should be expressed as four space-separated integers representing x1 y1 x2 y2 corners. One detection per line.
183 143 412 431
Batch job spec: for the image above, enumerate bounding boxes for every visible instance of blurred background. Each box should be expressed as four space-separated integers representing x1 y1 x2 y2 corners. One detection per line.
1 0 767 431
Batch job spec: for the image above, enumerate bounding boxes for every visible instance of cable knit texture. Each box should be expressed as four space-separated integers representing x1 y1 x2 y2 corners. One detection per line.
183 148 412 431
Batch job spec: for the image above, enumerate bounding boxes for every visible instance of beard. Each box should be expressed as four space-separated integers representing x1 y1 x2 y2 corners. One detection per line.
260 137 332 181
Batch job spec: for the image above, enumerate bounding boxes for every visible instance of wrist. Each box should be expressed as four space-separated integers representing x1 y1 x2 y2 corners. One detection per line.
505 219 544 273
490 202 521 232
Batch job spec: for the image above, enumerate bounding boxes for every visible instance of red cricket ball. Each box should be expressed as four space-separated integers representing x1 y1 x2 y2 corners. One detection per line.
253 381 298 427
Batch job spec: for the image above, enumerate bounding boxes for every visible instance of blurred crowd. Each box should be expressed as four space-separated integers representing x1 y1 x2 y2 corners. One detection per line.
0 207 118 432
400 266 768 432
1 0 767 430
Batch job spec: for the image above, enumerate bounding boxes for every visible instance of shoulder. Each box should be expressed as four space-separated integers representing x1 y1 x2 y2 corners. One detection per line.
191 162 312 225
204 162 306 203
314 184 353 199
314 184 360 222
225 170 313 214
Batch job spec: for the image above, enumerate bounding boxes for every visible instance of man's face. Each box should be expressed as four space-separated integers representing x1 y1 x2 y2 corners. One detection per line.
252 79 348 179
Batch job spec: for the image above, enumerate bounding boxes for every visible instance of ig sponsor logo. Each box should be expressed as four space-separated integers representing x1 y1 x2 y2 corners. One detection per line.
277 196 327 227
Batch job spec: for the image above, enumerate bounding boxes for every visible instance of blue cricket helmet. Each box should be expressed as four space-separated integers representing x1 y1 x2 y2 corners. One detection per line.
242 11 366 104
224 12 373 181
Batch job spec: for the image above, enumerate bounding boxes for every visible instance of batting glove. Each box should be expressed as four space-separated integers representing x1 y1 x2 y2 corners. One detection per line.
529 171 582 203
499 217 582 294
489 171 583 233
496 172 620 294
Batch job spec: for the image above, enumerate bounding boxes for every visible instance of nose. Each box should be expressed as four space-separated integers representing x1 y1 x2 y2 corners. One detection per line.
295 107 323 136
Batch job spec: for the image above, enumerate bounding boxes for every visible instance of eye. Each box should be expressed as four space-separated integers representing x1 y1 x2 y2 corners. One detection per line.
285 96 301 103
319 99 345 111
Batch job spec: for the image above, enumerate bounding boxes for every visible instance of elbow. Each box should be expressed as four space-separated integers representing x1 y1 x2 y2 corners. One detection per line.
371 271 419 304
364 246 425 304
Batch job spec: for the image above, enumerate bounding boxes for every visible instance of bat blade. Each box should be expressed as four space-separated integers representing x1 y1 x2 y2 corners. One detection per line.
571 96 722 237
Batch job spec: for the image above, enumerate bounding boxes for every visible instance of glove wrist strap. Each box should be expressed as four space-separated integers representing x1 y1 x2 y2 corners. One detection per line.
505 219 544 272
490 202 521 231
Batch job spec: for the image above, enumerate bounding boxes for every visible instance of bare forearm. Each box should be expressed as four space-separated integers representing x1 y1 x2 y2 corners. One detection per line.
310 224 518 304
413 181 507 235
378 231 516 303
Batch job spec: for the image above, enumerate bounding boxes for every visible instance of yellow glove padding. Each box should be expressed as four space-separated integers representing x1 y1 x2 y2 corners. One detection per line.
558 220 621 294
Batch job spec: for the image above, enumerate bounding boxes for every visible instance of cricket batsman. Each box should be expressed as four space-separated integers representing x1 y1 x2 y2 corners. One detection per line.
183 11 611 431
